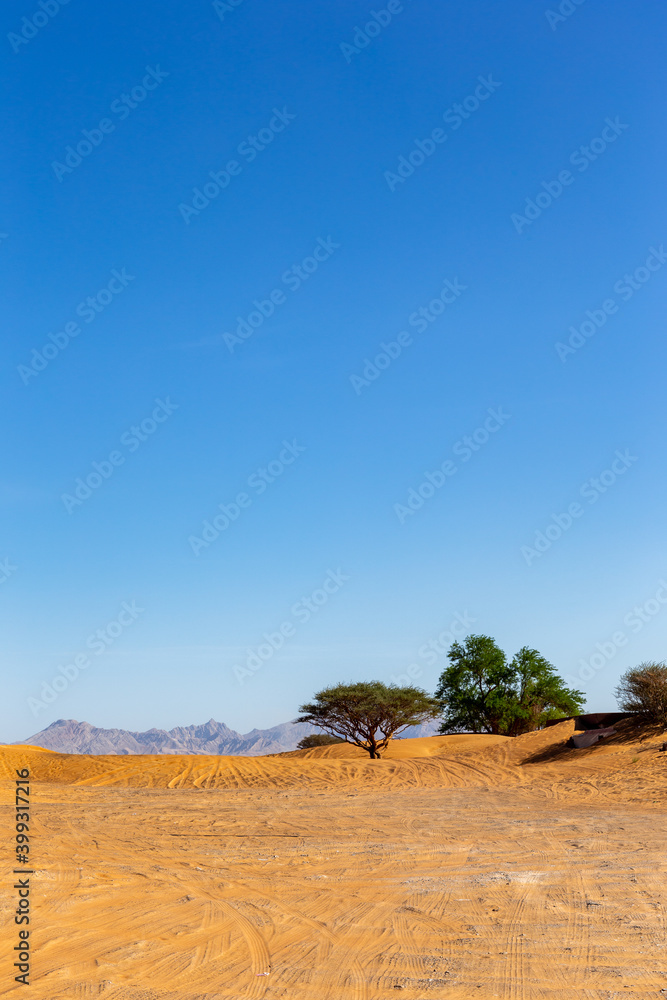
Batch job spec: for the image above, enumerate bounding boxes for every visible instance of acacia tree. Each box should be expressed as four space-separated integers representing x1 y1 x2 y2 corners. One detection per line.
295 681 441 759
435 635 584 735
615 662 667 725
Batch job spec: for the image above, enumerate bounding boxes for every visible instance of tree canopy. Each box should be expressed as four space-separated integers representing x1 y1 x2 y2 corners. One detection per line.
295 681 441 758
435 634 584 735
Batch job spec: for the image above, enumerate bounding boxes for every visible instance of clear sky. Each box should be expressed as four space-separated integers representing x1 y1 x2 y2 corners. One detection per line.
2 0 666 742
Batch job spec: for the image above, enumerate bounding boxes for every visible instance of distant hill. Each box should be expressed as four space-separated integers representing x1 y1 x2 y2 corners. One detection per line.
15 717 441 756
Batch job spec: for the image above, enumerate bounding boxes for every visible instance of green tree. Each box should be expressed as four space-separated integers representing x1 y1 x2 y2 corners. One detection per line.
434 635 516 734
615 661 667 725
505 646 585 735
435 635 584 735
295 681 441 759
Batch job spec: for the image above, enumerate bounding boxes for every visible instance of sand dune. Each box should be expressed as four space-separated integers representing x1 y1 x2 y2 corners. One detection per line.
280 733 511 759
1 720 666 998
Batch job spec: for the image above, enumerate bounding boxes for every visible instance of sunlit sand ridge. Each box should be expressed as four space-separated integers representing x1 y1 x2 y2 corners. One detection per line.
1 720 666 998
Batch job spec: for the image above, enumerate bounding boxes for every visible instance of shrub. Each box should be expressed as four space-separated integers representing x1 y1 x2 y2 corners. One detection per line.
615 661 667 725
296 733 345 750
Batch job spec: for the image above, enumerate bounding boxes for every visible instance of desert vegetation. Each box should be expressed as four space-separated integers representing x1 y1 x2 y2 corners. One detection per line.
295 680 440 758
435 634 585 735
615 661 667 725
295 733 345 750
296 634 587 755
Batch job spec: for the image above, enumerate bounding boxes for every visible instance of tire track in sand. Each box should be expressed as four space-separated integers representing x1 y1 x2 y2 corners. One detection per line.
225 879 369 1000
501 883 533 1000
177 882 273 997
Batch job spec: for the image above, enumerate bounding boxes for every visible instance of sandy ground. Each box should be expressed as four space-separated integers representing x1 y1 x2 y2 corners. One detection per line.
1 720 666 999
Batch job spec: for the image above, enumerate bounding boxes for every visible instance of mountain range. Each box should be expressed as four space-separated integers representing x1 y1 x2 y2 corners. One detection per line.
15 717 440 755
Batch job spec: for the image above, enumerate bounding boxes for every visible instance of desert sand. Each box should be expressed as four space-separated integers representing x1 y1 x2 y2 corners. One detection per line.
1 719 666 999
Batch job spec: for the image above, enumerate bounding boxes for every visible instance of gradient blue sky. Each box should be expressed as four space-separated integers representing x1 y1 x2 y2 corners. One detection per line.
3 0 666 742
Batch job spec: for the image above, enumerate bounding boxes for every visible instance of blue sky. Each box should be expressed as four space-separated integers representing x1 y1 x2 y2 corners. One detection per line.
2 0 666 742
